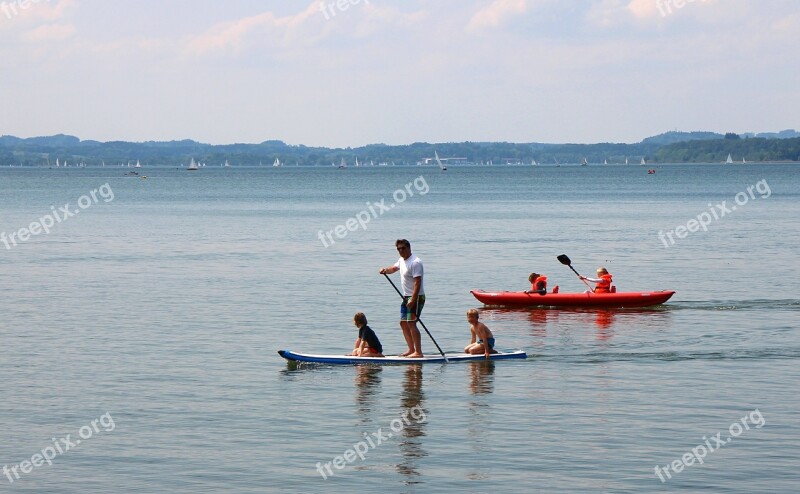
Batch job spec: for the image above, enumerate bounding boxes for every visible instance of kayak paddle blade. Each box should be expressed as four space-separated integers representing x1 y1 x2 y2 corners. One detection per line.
557 254 572 266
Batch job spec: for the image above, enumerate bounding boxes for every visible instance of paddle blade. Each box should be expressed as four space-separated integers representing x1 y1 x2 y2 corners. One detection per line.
557 254 572 266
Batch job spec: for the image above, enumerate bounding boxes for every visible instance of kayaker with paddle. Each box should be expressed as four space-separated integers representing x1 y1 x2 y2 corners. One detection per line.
580 267 614 293
525 272 548 295
379 239 425 358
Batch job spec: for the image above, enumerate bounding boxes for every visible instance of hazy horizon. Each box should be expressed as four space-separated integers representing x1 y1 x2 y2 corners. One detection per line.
1 1 798 147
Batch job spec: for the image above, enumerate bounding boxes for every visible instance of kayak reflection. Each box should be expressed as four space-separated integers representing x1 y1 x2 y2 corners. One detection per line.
480 306 673 341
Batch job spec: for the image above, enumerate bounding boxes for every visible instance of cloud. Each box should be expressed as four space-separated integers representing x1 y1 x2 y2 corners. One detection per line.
21 23 75 42
627 0 659 18
185 3 320 56
466 0 528 33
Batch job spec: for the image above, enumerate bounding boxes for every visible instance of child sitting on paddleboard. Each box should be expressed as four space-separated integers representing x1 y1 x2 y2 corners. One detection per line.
348 312 384 357
580 267 614 293
525 272 548 295
464 309 497 358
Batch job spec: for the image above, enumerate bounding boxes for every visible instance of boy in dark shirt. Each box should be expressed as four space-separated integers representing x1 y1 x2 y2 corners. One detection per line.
348 312 384 357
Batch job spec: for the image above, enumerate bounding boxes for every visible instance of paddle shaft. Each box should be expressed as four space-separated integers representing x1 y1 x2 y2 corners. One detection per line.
558 254 595 293
569 265 595 292
383 273 448 360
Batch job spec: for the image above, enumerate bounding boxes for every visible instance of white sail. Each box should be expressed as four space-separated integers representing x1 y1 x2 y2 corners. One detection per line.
604 159 608 165
273 158 281 167
55 158 60 167
742 157 746 164
726 153 733 164
135 160 141 168
641 157 646 165
339 158 347 168
355 157 360 167
625 157 629 165
224 160 230 167
435 151 447 171
187 157 198 170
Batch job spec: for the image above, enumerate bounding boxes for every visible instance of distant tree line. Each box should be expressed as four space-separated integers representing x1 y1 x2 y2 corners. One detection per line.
654 136 800 163
1 132 798 166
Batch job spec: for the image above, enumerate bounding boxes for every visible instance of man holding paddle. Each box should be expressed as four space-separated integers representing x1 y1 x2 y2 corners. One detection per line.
380 239 425 358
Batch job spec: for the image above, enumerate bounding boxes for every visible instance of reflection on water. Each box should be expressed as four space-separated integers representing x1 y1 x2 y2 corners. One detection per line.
396 365 427 484
466 360 495 481
468 360 495 395
354 365 382 424
481 306 673 338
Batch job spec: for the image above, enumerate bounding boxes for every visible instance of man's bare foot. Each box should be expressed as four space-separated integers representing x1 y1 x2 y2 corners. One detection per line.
399 350 414 357
407 352 423 358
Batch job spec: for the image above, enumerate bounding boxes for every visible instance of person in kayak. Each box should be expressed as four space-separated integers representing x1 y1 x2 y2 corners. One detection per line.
348 312 384 357
379 239 425 358
525 272 548 295
464 309 497 359
580 267 613 293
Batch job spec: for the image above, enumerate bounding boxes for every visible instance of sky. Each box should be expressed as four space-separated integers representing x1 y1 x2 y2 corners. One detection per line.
0 0 798 147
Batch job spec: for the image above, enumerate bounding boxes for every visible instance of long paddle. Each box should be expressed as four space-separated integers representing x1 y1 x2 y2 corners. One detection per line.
383 273 448 361
557 254 595 293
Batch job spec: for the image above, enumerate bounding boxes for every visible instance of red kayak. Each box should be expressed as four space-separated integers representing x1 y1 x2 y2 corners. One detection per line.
470 289 675 308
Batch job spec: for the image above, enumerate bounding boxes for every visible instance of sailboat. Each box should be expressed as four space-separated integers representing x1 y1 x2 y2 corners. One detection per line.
55 158 60 168
224 160 230 167
641 157 646 165
726 153 733 164
273 158 281 167
581 158 588 166
604 159 608 165
338 158 347 169
742 157 746 164
354 157 360 167
625 157 629 165
187 158 198 171
135 160 141 168
434 151 447 171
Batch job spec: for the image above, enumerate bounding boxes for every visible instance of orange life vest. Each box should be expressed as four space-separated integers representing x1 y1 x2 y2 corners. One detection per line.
595 274 613 293
531 276 547 293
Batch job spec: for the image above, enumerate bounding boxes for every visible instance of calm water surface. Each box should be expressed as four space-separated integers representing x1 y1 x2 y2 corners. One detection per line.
1 164 798 493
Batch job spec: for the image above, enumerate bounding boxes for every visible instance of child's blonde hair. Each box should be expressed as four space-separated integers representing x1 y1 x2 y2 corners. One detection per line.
466 308 480 319
597 267 609 275
354 312 367 326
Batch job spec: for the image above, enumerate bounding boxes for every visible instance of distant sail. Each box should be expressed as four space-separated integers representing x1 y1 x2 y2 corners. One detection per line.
435 151 447 171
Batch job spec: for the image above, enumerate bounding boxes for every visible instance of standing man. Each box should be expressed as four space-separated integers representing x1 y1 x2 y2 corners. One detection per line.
380 239 425 358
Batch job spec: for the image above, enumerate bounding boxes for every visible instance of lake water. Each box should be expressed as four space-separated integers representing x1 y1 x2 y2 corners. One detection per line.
1 164 798 493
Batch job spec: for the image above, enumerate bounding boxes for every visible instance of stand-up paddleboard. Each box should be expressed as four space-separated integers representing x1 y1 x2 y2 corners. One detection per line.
278 349 527 364
471 289 675 308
